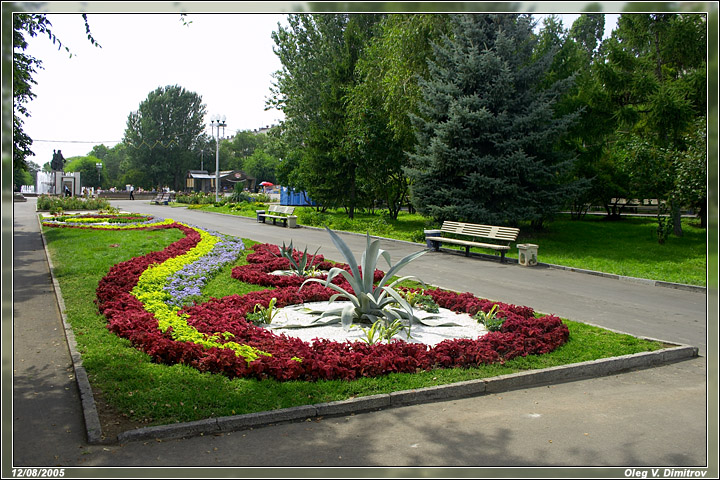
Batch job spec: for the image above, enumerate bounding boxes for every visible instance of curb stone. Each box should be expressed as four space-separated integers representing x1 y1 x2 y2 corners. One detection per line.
114 344 697 445
37 213 700 446
37 214 106 445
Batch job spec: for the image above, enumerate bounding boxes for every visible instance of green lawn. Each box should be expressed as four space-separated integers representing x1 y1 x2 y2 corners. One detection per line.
188 202 708 286
513 215 707 286
42 224 666 429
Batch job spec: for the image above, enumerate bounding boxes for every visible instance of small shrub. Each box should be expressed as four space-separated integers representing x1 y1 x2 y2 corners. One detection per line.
409 230 427 244
230 183 254 203
475 304 506 332
36 194 111 212
274 240 322 276
297 209 328 227
250 192 271 203
246 298 279 325
358 318 407 345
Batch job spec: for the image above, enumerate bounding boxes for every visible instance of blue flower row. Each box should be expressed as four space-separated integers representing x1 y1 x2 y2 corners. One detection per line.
163 229 245 307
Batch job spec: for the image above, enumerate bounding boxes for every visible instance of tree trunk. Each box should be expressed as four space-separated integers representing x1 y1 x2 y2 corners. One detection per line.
671 199 683 237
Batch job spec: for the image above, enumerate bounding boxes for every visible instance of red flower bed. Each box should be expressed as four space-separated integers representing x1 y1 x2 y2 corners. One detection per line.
92 226 569 381
231 243 384 289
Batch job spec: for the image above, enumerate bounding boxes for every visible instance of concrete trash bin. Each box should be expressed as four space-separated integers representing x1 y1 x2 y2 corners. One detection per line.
517 244 538 266
256 210 266 223
287 215 298 229
424 229 442 248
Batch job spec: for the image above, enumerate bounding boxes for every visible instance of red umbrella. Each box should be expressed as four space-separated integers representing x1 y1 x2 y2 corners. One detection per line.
260 181 274 186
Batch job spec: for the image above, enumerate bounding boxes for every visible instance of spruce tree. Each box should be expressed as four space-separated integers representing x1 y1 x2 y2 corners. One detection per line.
407 14 582 227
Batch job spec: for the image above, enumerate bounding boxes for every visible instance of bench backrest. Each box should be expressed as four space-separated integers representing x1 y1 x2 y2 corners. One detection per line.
268 205 295 215
441 221 519 242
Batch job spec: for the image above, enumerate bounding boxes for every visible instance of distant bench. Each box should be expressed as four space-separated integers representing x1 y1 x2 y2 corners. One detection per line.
153 192 175 205
257 205 297 228
426 221 520 263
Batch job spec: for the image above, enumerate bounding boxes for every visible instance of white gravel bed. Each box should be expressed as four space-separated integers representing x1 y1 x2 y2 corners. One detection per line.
267 301 489 346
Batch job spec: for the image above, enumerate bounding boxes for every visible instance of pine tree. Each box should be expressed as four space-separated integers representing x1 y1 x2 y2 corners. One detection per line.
407 14 583 227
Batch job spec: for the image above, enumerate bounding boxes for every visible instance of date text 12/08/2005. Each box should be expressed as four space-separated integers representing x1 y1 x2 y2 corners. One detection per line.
12 469 65 478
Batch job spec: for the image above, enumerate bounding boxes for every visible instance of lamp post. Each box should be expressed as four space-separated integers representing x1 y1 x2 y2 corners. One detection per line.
95 162 102 186
210 114 227 202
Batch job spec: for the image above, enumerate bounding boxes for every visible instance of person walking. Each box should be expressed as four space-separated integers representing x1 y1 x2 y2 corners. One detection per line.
129 185 135 200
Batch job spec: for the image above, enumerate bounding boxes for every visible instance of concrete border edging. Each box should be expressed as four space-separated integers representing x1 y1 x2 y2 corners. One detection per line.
37 214 106 445
115 344 697 445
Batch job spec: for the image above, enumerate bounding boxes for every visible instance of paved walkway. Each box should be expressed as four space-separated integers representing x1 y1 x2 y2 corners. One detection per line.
9 198 715 475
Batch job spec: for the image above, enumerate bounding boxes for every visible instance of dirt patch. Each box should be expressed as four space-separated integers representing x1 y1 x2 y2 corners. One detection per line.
91 388 151 444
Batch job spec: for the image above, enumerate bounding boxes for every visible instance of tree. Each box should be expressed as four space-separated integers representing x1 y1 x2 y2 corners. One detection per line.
97 143 128 188
407 14 582 228
188 134 216 172
534 14 623 220
63 155 104 188
89 144 110 160
228 130 267 170
12 13 99 172
671 116 707 228
244 149 279 187
346 14 450 218
599 13 707 237
13 166 33 191
123 85 206 190
268 14 383 218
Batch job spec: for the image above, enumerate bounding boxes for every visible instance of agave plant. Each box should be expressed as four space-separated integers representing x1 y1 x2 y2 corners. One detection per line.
358 318 406 345
274 240 321 277
474 304 505 332
246 298 279 325
299 227 458 335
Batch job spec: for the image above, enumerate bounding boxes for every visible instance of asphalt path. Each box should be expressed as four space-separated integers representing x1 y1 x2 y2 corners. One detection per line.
9 198 716 477
113 200 709 354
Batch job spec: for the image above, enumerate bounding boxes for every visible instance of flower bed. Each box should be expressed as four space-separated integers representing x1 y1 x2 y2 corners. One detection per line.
165 234 246 307
231 242 384 288
42 214 173 229
45 219 570 382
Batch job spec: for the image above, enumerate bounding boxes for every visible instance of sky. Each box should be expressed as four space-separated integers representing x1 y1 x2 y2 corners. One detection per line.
20 7 620 171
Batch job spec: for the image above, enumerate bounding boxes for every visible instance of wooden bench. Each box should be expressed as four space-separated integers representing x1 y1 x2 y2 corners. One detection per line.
608 198 661 215
257 205 296 227
153 193 174 205
426 221 520 263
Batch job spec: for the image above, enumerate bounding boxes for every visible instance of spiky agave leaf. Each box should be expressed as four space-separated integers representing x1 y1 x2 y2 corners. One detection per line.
340 303 356 330
324 226 363 285
360 233 384 294
298 244 321 274
301 267 360 306
375 249 427 293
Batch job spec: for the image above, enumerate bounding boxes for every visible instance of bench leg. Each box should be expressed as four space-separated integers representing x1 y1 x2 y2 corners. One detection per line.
465 246 470 257
500 251 506 263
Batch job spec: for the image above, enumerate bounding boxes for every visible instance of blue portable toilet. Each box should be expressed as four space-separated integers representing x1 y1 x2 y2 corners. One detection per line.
280 186 317 206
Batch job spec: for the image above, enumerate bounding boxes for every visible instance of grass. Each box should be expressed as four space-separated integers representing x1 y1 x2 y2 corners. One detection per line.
42 224 667 429
514 215 707 286
185 201 707 286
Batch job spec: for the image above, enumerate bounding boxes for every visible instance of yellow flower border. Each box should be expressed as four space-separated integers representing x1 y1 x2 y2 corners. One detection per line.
130 222 270 363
